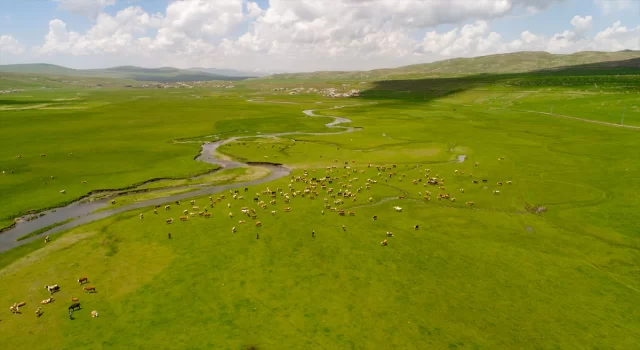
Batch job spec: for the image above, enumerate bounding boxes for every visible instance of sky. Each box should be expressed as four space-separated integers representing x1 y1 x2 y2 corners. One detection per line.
0 0 639 72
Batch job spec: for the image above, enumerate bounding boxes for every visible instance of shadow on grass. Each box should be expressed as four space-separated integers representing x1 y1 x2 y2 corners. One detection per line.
357 58 640 104
0 99 54 105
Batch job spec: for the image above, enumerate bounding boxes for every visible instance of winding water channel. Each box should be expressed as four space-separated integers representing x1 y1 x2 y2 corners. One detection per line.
0 104 360 252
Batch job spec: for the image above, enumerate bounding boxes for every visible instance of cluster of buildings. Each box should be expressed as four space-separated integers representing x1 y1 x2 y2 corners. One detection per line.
0 89 23 94
272 86 361 98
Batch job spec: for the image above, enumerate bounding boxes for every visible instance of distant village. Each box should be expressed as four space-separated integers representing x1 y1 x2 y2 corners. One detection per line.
272 84 362 98
0 89 24 94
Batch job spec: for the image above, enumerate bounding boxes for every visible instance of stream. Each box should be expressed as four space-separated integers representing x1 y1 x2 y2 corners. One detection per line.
0 104 359 252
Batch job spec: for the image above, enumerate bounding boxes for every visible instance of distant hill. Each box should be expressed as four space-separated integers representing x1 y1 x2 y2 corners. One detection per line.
0 64 250 82
188 67 265 77
264 51 640 80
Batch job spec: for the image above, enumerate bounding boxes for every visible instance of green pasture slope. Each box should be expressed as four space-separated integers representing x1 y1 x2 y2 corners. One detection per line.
1 68 640 349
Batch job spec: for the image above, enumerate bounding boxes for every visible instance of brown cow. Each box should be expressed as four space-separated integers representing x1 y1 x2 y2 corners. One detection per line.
83 286 96 293
78 277 88 284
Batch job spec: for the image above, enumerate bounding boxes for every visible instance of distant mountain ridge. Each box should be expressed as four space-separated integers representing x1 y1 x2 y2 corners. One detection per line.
187 67 265 77
0 64 252 82
263 51 640 80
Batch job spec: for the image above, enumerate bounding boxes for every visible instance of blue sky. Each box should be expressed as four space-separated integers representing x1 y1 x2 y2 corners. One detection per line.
0 0 638 72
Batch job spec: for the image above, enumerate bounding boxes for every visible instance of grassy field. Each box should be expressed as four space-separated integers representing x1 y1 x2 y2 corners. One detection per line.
1 69 639 349
0 88 335 228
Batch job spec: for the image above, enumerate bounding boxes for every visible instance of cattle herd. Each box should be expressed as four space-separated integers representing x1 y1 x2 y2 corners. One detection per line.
7 157 513 324
155 159 512 247
8 276 98 319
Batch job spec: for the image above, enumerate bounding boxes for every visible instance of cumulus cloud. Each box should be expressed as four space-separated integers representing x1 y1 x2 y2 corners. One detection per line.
246 2 263 18
571 15 593 34
54 0 116 18
0 35 25 55
27 1 640 71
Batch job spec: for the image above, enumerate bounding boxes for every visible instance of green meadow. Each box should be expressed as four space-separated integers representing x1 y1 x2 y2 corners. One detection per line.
0 71 639 349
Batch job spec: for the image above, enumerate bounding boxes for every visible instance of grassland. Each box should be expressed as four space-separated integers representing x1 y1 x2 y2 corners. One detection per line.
1 66 640 349
266 50 640 80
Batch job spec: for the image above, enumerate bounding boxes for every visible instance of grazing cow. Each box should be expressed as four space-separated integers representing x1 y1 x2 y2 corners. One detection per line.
414 225 419 230
271 210 276 215
154 209 158 214
321 210 324 215
381 240 388 246
71 297 79 302
139 213 144 219
497 182 503 186
91 310 99 318
69 303 81 311
83 286 96 293
232 227 236 233
466 201 474 206
284 207 291 212
482 179 487 183
245 188 249 192
9 304 19 314
175 201 181 205
507 181 512 185
45 285 60 294
394 206 402 212
111 200 116 205
183 209 188 215
190 200 195 205
239 220 246 224
227 203 231 208
44 236 50 243
204 213 211 218
460 188 464 193
78 277 88 284
180 216 188 221
398 196 404 199
386 232 393 237
41 297 54 305
166 218 173 224
60 190 66 194
40 153 46 157
36 307 43 317
472 180 478 184
193 206 200 210
82 181 87 184
229 212 233 218
165 205 171 210
493 190 500 195
342 225 346 231
349 211 355 216
255 221 262 227
373 216 377 221
369 197 373 202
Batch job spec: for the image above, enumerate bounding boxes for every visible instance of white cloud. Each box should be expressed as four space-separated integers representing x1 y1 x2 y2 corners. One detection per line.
26 1 640 72
163 0 245 38
593 21 640 51
570 15 593 34
421 21 505 57
246 2 263 18
55 0 116 18
0 35 25 55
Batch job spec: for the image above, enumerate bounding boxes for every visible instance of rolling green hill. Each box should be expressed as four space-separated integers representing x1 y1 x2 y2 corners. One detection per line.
0 64 250 82
265 51 640 80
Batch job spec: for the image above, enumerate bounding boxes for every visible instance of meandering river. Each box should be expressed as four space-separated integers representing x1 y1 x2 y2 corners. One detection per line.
0 104 359 252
